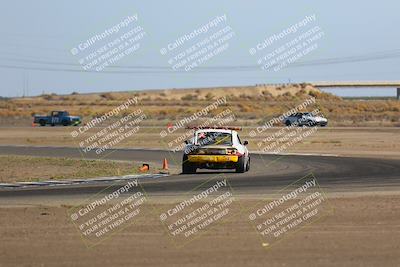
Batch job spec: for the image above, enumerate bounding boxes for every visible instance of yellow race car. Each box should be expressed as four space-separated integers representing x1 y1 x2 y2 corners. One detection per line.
182 127 250 174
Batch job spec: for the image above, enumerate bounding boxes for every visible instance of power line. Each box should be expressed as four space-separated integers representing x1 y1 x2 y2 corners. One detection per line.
0 49 399 73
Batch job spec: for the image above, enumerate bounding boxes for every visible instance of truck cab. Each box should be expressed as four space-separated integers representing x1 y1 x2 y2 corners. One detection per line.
33 111 81 126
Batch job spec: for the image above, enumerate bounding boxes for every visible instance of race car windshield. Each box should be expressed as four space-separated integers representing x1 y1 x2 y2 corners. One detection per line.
196 132 232 146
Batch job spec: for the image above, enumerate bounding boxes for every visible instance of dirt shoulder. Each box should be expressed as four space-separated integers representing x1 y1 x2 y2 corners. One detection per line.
0 194 399 266
0 127 399 159
0 155 148 183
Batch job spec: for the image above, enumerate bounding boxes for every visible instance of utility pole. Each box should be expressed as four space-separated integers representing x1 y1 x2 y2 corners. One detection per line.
26 71 29 97
22 71 28 98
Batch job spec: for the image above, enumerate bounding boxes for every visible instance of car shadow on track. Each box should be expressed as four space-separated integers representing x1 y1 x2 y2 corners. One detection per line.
179 170 242 175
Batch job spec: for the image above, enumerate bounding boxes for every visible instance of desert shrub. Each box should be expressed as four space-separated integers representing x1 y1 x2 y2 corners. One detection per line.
205 92 214 100
308 90 320 98
283 92 292 97
42 93 57 101
238 103 255 113
181 94 197 101
300 83 308 88
296 89 306 96
100 93 121 101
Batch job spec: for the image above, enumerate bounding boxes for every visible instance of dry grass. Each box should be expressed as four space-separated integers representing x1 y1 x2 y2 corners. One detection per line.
0 155 141 183
0 84 399 127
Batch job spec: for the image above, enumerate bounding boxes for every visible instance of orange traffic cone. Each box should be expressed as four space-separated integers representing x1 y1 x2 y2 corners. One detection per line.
162 158 169 171
139 164 149 172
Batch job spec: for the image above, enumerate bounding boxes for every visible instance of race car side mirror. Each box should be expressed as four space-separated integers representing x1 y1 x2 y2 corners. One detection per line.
243 140 249 146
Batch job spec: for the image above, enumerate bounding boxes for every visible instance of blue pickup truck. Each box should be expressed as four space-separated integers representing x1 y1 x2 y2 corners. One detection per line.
33 111 82 126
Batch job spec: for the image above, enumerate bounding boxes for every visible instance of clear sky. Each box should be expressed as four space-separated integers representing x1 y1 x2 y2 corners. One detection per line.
0 0 399 97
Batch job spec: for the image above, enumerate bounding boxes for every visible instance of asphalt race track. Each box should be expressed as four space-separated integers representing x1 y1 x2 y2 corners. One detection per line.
0 145 400 197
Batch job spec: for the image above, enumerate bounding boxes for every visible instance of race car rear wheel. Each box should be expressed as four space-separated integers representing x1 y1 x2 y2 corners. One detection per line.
182 155 196 174
39 120 46 126
235 156 246 173
245 157 250 172
182 163 196 174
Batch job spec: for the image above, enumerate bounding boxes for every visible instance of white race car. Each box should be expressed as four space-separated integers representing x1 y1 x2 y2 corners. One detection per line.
182 127 250 174
283 112 328 127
